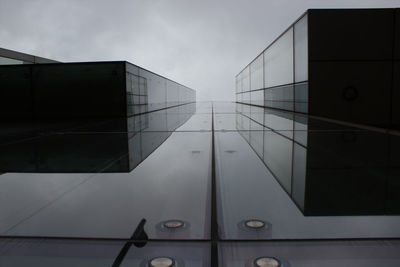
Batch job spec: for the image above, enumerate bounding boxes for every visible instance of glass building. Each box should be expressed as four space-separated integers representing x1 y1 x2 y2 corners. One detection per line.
0 61 195 120
1 9 400 267
236 8 400 129
0 47 58 65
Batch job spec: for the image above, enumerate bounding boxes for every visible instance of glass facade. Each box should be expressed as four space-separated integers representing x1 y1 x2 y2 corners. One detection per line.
294 14 308 83
0 104 195 173
228 10 400 263
0 47 58 65
264 28 294 88
220 241 400 266
235 103 399 218
0 62 196 120
236 13 308 113
0 56 23 65
126 63 195 116
1 8 400 266
0 102 400 266
250 55 263 91
0 239 211 266
237 8 399 130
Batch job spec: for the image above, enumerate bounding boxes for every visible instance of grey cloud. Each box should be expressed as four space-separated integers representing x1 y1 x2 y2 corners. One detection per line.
1 0 399 101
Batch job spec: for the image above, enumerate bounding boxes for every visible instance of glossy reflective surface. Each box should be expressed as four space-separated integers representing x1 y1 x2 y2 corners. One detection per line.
0 239 210 267
216 103 400 240
237 9 400 130
220 241 400 267
0 103 211 240
1 101 399 266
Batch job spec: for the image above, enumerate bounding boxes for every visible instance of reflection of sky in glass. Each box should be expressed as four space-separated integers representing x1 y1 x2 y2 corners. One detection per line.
1 101 400 265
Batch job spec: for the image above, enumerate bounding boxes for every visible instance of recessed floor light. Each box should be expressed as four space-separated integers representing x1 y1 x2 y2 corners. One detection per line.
254 257 281 267
149 257 175 267
163 220 184 229
245 219 266 229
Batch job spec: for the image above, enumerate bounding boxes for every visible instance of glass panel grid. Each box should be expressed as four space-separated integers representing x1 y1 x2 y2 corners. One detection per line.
1 101 400 266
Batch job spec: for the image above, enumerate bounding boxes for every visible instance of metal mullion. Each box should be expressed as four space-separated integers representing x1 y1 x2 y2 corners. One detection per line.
211 102 219 266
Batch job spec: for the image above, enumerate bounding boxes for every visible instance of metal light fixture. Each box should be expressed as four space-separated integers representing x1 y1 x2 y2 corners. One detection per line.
245 219 266 229
254 257 281 267
163 220 184 229
149 257 175 267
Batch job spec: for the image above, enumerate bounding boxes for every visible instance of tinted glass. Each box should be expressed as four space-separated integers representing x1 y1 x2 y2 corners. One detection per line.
0 102 210 240
249 89 263 107
264 28 294 88
1 100 400 265
0 132 211 239
294 14 308 82
264 85 294 111
216 104 400 240
294 82 308 113
250 54 263 91
242 66 250 92
220 241 400 267
0 239 210 267
0 56 23 65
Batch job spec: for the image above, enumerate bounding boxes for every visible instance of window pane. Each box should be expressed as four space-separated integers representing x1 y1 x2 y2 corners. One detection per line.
263 130 293 194
264 28 294 87
250 90 263 106
294 82 308 113
264 85 294 111
242 92 250 104
250 55 263 90
220 241 400 266
294 14 308 82
242 66 250 92
1 132 211 240
0 56 23 65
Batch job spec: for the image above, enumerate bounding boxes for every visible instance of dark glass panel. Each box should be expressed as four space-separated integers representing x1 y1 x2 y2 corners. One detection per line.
0 65 33 119
0 238 124 267
33 63 126 119
264 85 294 111
308 9 394 61
393 62 400 129
0 132 211 239
294 14 308 82
263 130 293 193
0 239 210 267
294 82 308 113
309 61 392 127
396 9 400 60
120 241 210 267
216 126 400 240
0 133 130 173
220 241 400 266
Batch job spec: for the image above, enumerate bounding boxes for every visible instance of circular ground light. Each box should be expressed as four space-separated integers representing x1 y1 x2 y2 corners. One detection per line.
163 220 184 229
254 257 281 267
245 219 266 229
149 257 175 267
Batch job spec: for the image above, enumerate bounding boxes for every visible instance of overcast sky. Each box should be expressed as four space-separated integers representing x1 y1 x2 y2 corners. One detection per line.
1 0 399 101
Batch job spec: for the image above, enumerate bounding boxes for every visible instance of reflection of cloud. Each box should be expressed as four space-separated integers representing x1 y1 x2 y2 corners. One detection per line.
1 0 399 101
